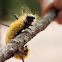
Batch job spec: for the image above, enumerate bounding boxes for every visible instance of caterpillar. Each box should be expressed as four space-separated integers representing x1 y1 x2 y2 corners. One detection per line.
0 13 36 62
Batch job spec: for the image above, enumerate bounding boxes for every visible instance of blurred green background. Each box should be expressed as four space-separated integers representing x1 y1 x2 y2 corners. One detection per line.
2 0 41 20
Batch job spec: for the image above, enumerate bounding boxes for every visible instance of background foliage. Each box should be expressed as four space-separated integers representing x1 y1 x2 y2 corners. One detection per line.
2 0 41 20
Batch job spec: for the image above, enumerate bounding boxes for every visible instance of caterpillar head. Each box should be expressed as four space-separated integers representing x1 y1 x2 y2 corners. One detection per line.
26 14 35 21
24 14 35 29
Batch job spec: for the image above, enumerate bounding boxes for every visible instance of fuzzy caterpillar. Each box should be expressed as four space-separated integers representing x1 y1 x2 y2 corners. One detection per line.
0 13 37 62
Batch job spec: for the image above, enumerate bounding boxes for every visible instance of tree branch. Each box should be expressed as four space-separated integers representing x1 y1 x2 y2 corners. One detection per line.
0 8 57 62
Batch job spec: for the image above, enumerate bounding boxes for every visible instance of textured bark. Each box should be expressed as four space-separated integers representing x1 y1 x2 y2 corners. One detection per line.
0 8 57 62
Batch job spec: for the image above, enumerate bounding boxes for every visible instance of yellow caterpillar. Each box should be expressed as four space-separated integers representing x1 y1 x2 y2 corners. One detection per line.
5 13 36 62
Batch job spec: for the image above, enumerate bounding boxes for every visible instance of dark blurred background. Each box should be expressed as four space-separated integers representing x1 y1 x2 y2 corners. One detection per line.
0 0 2 19
1 0 41 20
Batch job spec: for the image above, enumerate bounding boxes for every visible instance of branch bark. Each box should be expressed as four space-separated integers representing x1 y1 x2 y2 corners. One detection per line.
0 8 57 62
